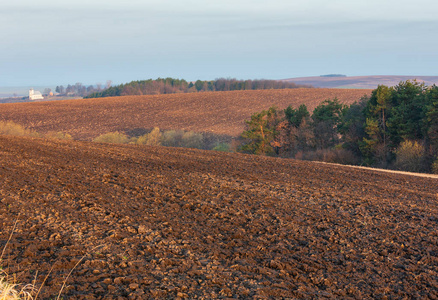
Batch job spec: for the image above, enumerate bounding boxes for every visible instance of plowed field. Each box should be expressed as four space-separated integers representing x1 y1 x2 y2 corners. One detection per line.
0 89 370 140
1 135 437 299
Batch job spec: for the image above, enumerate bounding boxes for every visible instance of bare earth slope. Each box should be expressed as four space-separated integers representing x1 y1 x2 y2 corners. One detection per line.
0 89 370 140
1 135 437 299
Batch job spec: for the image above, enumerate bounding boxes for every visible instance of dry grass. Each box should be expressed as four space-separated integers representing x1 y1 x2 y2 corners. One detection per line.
0 221 35 300
0 275 34 300
0 219 102 300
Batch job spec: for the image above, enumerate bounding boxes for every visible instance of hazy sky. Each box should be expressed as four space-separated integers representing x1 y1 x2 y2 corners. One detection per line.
1 0 438 86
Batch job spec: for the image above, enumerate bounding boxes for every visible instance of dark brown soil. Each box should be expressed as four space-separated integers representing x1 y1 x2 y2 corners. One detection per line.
1 135 437 299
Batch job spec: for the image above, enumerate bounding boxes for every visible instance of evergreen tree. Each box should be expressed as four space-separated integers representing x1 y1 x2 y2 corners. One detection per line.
284 104 310 128
426 85 438 157
311 98 346 149
339 96 368 156
240 106 280 155
387 80 428 146
361 85 392 163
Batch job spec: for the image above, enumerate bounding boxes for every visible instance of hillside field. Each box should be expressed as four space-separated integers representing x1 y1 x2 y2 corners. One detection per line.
0 89 370 140
1 135 437 299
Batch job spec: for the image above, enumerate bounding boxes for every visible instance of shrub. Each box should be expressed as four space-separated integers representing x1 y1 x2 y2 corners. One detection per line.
212 143 231 152
299 148 360 165
0 121 77 142
137 127 162 146
93 132 129 144
161 130 184 147
161 130 205 149
92 128 226 150
431 157 438 174
394 140 426 172
181 131 204 149
136 135 146 145
1 221 35 300
44 131 73 140
0 121 38 137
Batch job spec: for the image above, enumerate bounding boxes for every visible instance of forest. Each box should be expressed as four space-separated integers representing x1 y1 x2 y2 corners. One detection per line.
240 80 438 174
84 78 311 98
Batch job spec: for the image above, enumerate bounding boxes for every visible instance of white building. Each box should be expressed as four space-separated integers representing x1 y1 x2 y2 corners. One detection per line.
29 88 44 100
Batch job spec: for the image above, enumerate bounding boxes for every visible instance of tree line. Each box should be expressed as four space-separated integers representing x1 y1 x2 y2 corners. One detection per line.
54 81 112 97
84 78 311 98
240 80 438 174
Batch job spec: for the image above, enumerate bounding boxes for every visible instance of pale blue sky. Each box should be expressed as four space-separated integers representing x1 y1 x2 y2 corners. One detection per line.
1 0 437 86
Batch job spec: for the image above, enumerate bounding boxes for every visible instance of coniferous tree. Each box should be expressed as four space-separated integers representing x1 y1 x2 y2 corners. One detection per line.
361 85 392 164
284 104 310 128
426 85 438 157
387 80 428 146
339 96 368 156
240 106 280 155
312 98 346 149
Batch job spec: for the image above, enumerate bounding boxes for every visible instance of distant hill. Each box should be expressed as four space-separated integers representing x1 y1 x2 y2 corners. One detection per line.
283 75 438 89
85 78 311 98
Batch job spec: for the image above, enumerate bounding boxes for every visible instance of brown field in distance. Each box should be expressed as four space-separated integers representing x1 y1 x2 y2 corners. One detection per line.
0 89 371 140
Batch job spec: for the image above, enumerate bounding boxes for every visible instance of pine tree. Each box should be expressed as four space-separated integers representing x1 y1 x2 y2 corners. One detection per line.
240 107 280 155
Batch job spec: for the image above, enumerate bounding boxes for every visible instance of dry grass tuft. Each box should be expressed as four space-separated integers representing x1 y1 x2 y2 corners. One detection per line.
1 219 103 300
0 220 35 300
0 274 34 300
